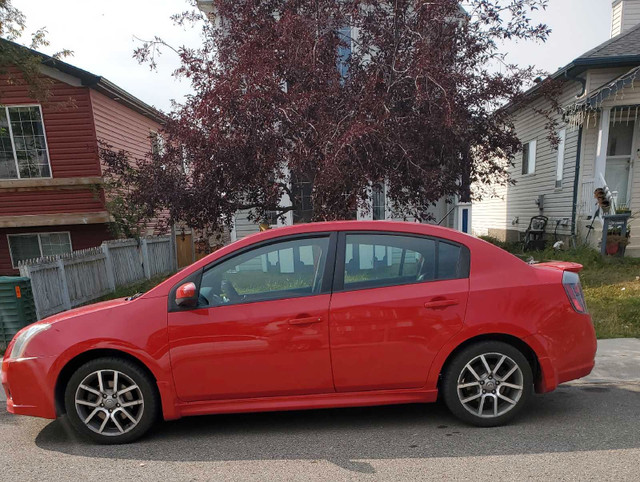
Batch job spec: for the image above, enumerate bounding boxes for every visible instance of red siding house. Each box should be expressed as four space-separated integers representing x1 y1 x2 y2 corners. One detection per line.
0 42 164 274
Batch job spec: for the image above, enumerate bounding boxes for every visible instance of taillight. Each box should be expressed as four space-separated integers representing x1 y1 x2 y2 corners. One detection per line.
562 271 588 314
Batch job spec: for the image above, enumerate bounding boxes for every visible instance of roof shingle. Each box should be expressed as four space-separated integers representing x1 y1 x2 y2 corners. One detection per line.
579 23 640 60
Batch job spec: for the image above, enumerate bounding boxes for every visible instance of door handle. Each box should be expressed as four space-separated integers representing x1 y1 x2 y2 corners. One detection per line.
288 316 323 325
424 299 459 309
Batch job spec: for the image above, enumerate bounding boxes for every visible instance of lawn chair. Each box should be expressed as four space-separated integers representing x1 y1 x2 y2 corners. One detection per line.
523 215 548 251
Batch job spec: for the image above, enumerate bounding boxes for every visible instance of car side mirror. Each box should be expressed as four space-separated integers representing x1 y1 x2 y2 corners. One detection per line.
175 282 198 308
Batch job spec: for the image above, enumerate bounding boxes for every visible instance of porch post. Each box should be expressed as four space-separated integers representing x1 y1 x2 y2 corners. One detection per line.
594 107 611 186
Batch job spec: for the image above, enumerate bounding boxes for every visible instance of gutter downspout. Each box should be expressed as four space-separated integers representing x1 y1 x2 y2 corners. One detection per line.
571 126 584 237
564 71 587 98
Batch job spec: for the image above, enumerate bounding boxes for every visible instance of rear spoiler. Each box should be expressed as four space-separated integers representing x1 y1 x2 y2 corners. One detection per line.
533 261 583 273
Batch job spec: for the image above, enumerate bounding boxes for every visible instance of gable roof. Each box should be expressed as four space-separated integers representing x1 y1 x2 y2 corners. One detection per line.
0 38 165 124
578 22 640 60
508 24 640 113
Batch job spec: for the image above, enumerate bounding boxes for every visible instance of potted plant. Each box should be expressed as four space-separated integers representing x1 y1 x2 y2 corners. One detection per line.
605 225 630 256
617 204 632 215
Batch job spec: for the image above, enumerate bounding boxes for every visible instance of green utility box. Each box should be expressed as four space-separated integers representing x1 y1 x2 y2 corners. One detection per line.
0 277 37 345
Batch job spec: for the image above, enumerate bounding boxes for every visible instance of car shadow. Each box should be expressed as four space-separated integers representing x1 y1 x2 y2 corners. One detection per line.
35 383 640 473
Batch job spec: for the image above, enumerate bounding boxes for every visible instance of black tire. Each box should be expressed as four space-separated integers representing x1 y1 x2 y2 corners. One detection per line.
442 341 533 427
64 357 159 444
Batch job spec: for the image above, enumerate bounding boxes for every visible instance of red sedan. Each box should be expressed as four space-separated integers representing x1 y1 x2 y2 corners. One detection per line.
2 221 596 443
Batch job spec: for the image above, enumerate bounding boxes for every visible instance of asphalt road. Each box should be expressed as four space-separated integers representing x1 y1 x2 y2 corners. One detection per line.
1 339 640 481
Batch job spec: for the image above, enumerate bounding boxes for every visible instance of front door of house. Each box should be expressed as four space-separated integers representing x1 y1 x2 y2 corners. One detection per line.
605 116 637 208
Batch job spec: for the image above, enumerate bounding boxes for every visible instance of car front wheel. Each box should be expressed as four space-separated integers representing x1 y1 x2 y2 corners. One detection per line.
64 357 159 444
442 341 533 427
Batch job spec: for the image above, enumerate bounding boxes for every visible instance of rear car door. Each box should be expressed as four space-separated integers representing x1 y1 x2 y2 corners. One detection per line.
167 233 337 402
329 232 470 392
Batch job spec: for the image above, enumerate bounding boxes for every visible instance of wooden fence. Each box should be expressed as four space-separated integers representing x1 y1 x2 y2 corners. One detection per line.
18 236 176 320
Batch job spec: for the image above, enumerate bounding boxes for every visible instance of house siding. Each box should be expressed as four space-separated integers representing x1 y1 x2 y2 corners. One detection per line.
473 81 583 240
0 71 107 228
0 189 103 216
471 179 508 239
234 209 261 240
90 90 169 235
586 67 631 93
90 90 161 163
612 0 640 36
0 71 101 179
612 1 624 37
622 1 640 33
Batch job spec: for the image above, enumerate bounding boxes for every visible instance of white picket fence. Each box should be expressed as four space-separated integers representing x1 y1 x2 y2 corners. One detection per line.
18 236 176 320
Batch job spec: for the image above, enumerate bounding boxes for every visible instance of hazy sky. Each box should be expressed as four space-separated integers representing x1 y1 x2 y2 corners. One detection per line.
14 0 614 112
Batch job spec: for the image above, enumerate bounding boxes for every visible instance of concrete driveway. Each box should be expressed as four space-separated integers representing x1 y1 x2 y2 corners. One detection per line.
1 339 639 481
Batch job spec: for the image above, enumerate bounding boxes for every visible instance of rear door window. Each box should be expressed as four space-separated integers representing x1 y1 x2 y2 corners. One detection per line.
339 233 468 291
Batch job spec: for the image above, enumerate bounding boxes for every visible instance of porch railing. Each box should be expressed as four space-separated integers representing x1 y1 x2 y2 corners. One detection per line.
579 174 620 228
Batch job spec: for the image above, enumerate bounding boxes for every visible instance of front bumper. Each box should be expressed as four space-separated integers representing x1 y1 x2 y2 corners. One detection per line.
1 356 57 419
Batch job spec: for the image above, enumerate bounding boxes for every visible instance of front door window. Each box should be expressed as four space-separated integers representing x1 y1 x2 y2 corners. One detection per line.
199 236 330 306
606 121 635 207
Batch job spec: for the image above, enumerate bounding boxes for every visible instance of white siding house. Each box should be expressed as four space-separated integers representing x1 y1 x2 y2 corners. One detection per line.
474 1 640 256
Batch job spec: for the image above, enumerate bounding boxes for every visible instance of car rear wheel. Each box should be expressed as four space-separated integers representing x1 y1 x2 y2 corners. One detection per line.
442 341 533 427
64 357 159 444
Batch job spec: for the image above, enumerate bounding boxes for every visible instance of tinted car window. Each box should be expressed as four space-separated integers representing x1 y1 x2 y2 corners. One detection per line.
200 236 330 307
342 233 466 291
437 242 462 280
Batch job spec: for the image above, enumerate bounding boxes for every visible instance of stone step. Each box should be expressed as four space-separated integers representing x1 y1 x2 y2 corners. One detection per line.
624 245 640 258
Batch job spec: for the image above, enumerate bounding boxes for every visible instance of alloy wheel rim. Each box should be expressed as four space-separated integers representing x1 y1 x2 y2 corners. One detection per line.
456 352 524 419
74 369 144 436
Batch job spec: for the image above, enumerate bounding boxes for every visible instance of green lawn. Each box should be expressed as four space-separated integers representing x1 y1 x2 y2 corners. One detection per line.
481 238 640 339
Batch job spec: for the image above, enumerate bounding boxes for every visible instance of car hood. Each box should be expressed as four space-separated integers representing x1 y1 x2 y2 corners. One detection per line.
40 298 130 326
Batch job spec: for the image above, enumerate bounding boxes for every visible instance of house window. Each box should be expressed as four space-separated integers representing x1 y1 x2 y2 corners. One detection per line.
522 139 537 175
556 129 566 188
372 183 386 220
291 172 314 224
150 132 165 156
263 210 280 226
337 25 352 80
8 232 72 267
0 105 51 179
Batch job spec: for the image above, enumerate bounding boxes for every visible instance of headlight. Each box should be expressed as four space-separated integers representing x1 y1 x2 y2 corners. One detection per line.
9 324 50 359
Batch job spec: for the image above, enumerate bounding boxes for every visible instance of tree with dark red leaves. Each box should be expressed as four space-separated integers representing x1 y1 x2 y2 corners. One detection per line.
113 0 554 231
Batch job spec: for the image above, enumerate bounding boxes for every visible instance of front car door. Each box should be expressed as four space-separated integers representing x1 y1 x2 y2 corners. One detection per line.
168 233 336 402
329 232 470 392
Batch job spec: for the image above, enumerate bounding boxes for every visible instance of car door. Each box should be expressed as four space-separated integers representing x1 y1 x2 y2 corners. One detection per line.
168 233 337 402
329 232 469 392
